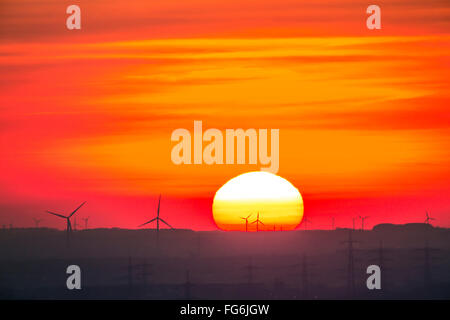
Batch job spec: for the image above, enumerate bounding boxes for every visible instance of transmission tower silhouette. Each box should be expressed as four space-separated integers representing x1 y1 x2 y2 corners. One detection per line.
376 241 386 291
245 258 255 285
301 254 310 299
414 240 440 293
127 256 134 293
285 254 315 299
184 269 192 299
352 217 357 230
136 259 153 289
341 230 359 298
243 257 261 287
365 240 391 293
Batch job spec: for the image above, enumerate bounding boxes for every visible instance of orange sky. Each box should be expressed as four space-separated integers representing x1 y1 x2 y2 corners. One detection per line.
1 0 449 230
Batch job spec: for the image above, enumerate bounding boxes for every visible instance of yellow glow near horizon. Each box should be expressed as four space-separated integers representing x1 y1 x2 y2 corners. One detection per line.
212 172 303 231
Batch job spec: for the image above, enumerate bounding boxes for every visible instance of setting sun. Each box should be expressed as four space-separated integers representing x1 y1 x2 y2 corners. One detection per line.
212 172 303 231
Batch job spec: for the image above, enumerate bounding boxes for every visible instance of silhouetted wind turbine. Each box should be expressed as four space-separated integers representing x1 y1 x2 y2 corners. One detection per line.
424 211 435 225
83 217 90 229
359 216 370 231
250 212 265 232
33 218 43 228
46 202 86 232
139 195 174 235
303 218 312 230
46 201 86 246
241 214 252 232
73 217 79 230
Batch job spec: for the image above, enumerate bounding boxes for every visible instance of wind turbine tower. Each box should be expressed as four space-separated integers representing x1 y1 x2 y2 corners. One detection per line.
241 214 252 232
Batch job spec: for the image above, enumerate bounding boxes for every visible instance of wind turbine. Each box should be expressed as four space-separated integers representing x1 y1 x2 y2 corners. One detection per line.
139 195 174 235
250 212 265 232
359 216 370 231
46 201 86 245
33 218 43 228
424 211 435 225
241 214 252 232
83 217 90 229
303 218 312 230
73 217 79 231
46 201 86 232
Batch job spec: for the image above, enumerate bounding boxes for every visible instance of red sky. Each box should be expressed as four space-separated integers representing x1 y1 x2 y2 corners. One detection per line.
1 0 449 230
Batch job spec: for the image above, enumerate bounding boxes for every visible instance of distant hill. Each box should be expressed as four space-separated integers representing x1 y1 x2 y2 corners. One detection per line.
372 223 434 232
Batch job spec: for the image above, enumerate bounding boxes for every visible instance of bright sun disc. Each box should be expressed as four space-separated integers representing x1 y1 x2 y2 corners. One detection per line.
212 171 303 231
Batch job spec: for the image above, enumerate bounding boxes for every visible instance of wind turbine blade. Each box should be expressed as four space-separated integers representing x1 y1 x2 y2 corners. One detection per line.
159 218 174 229
246 214 252 219
157 194 161 217
69 201 86 217
259 221 265 226
250 221 257 224
138 218 157 227
46 211 67 219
